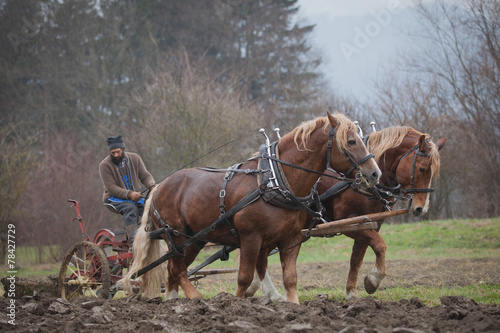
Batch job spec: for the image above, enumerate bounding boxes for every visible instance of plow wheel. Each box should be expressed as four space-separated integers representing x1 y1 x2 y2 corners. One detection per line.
59 241 111 300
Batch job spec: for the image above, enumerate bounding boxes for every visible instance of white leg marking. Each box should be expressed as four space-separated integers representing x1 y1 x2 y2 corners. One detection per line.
246 270 261 297
166 289 179 300
261 271 284 301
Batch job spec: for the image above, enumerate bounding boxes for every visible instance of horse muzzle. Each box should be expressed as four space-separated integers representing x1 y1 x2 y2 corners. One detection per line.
356 169 381 188
412 206 424 217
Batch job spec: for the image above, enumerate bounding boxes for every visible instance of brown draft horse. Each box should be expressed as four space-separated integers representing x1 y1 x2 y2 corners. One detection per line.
338 126 446 299
248 126 446 301
121 112 381 304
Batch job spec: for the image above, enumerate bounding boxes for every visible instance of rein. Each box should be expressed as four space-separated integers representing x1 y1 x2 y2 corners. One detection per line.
261 153 373 182
263 125 375 183
140 139 238 195
143 123 378 267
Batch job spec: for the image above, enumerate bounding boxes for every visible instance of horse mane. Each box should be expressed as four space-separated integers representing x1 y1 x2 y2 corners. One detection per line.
289 113 355 154
368 126 441 178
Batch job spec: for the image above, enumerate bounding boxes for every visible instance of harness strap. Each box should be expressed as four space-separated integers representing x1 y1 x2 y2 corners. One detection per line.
135 188 262 278
277 182 324 219
325 126 336 171
150 199 190 257
262 153 351 181
219 163 242 215
218 163 243 237
343 153 375 178
197 166 265 174
319 181 351 202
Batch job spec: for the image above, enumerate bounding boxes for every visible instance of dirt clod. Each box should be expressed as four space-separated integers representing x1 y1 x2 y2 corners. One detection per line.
2 258 499 332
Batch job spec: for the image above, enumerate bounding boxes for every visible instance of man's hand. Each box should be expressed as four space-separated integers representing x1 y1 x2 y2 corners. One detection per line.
128 191 142 202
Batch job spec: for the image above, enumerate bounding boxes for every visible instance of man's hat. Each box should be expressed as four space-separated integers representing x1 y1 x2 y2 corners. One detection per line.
106 134 125 151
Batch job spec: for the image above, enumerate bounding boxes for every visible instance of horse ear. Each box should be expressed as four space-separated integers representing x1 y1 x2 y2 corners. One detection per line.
435 138 447 151
327 112 339 128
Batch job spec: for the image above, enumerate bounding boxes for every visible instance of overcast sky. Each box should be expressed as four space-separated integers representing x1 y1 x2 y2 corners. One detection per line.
296 0 421 101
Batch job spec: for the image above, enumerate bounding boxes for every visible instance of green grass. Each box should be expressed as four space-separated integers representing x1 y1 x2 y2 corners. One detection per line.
0 264 60 279
289 217 500 264
189 217 500 305
8 217 499 271
3 245 61 266
193 217 500 268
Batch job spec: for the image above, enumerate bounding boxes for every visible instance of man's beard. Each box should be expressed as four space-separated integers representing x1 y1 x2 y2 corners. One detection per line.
112 153 125 164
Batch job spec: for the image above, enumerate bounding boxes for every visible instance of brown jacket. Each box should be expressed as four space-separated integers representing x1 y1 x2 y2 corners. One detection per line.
99 152 155 202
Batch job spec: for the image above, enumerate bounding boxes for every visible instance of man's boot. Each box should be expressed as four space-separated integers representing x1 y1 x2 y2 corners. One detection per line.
125 224 138 247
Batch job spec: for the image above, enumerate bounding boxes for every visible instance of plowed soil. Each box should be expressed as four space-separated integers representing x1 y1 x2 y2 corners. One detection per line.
1 257 499 332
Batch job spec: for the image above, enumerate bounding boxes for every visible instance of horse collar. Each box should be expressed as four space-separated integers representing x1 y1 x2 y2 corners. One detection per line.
258 142 322 215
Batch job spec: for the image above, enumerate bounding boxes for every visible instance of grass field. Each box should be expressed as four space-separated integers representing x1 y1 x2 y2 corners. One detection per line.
190 217 500 267
186 217 500 305
2 217 499 305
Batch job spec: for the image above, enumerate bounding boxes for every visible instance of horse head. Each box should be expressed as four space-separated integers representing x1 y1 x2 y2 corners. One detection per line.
370 127 446 217
398 134 446 216
325 112 381 187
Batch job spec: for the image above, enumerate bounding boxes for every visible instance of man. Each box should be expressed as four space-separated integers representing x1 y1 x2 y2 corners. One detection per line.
99 134 155 244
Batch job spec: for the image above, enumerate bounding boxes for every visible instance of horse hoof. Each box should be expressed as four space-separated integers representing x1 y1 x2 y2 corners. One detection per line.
345 291 360 300
364 272 382 294
166 290 179 300
269 292 285 302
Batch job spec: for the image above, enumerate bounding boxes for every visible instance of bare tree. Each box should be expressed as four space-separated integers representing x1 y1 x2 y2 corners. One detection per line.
17 129 118 263
113 51 263 179
373 0 499 218
414 0 499 217
0 120 37 265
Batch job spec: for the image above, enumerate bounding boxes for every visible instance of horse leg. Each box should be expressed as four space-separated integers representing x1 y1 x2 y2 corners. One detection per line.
278 241 301 304
235 238 262 298
255 250 284 301
167 246 203 300
345 239 369 300
363 232 387 294
173 244 205 299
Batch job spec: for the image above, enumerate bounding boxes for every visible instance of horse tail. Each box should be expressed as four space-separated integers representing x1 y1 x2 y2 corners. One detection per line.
118 185 168 298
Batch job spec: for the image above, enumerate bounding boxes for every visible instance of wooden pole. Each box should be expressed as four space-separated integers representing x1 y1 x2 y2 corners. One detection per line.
191 268 239 276
302 209 409 237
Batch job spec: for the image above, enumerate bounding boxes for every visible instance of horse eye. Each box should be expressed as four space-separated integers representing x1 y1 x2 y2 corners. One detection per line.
418 167 426 174
347 139 356 146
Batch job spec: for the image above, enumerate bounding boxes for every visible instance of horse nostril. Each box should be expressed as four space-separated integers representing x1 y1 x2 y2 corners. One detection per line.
413 207 423 216
371 171 380 183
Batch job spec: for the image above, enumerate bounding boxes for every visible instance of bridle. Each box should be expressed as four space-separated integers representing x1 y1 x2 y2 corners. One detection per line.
324 126 375 181
396 143 434 195
354 137 435 211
